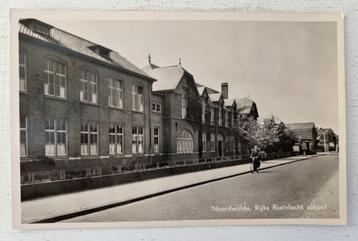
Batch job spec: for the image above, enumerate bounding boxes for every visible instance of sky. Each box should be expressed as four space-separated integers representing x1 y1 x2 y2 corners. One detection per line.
45 19 338 132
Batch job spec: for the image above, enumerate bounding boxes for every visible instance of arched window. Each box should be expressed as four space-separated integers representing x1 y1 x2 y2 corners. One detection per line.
176 129 194 153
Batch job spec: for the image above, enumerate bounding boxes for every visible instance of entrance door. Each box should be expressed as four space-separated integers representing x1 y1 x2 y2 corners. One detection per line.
218 141 223 157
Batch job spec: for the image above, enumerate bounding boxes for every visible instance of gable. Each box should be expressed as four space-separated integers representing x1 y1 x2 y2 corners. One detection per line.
175 71 199 98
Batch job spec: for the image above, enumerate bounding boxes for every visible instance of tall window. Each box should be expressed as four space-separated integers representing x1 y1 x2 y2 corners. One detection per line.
202 101 206 123
109 124 123 155
132 126 144 154
153 127 160 153
181 95 188 119
132 85 144 112
81 121 98 155
225 111 229 127
108 79 123 108
202 132 206 153
44 59 66 98
19 51 27 91
80 70 98 104
210 133 215 152
210 109 215 125
177 129 193 154
20 116 27 156
45 119 67 156
218 107 222 126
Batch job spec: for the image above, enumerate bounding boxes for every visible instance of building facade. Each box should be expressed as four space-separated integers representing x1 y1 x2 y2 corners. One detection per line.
286 122 317 154
18 19 259 184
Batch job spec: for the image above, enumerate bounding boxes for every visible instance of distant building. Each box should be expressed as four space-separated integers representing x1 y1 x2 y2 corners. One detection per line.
317 128 338 152
286 122 317 154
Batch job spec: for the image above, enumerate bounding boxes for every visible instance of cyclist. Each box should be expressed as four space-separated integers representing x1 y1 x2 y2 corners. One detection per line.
251 145 261 173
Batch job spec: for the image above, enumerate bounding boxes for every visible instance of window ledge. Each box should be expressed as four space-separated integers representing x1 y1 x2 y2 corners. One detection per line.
45 95 68 102
80 155 100 159
80 101 99 107
132 110 145 114
108 105 124 111
109 154 125 158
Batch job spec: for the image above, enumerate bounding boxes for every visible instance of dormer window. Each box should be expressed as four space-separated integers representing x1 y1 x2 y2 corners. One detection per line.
20 19 52 36
32 23 50 35
89 45 111 59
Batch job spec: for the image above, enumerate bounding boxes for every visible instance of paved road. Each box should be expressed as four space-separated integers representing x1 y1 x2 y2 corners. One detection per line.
64 154 339 222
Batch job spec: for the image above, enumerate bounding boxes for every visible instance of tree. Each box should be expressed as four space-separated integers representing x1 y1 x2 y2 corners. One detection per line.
257 115 296 153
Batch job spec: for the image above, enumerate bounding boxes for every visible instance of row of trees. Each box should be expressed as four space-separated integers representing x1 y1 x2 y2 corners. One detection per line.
238 115 297 153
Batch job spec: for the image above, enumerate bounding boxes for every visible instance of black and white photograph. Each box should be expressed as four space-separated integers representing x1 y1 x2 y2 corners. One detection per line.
10 11 346 228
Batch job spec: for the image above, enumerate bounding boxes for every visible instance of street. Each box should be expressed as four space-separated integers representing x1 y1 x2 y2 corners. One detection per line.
63 154 339 222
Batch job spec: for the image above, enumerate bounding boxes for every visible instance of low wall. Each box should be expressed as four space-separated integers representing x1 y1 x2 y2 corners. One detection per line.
21 158 251 201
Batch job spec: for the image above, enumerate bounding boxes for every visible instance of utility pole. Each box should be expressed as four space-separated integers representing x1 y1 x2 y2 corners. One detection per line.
324 130 328 153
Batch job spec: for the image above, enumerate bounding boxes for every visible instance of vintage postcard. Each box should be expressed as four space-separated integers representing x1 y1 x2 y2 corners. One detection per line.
10 10 346 228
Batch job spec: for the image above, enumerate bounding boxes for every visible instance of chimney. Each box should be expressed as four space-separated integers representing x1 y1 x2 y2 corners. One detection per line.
221 82 228 99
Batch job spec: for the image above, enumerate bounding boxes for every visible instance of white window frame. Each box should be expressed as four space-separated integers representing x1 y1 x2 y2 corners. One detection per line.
181 95 187 119
132 126 144 154
44 59 67 98
19 51 27 92
218 107 222 126
20 116 27 157
202 101 206 124
80 70 98 104
153 127 160 153
108 79 123 108
176 129 194 154
210 108 215 126
156 103 161 113
152 102 162 113
210 133 215 152
81 121 98 156
109 124 124 155
202 132 206 153
45 119 67 156
225 111 229 127
132 85 144 112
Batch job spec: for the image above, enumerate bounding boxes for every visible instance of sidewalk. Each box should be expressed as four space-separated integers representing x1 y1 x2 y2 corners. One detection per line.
22 155 317 223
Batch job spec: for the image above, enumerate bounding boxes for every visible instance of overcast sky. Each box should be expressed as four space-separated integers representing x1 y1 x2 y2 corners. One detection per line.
45 19 338 132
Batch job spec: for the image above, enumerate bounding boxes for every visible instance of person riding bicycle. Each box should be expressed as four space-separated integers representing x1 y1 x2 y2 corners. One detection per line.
251 145 261 173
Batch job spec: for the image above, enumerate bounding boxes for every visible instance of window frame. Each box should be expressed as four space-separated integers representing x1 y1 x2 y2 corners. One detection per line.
80 69 98 104
44 58 67 98
210 108 215 126
210 133 215 152
153 126 160 153
151 102 162 113
108 78 123 109
176 129 194 154
19 51 27 92
132 126 144 154
81 121 98 156
181 95 188 119
45 118 67 157
132 85 144 112
202 132 206 153
20 116 28 157
109 123 124 155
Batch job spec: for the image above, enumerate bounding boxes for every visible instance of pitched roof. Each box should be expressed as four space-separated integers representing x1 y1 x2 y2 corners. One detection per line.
224 98 235 107
19 19 151 79
143 65 185 91
286 122 315 130
196 83 219 94
236 97 255 114
208 93 222 102
197 86 206 96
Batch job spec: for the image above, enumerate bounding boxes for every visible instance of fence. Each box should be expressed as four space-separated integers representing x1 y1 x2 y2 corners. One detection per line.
21 152 294 185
